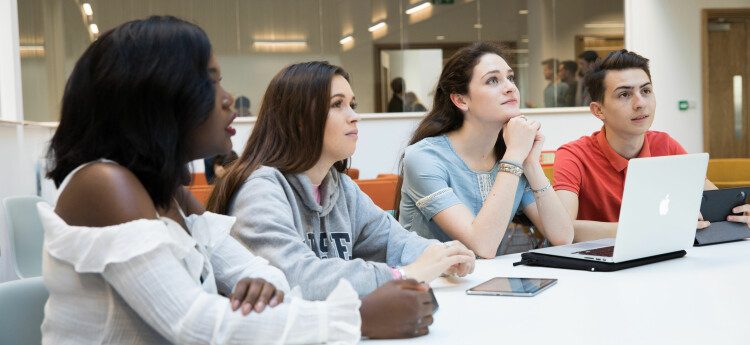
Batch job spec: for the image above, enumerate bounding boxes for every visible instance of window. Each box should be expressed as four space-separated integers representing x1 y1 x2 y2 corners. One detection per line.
17 0 624 121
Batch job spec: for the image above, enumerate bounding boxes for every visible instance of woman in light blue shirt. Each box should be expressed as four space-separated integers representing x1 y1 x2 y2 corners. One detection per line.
397 43 574 258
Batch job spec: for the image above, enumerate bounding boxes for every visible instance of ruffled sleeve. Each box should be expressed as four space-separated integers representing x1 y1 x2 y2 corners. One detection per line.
278 279 362 344
323 279 363 343
38 202 196 273
183 211 235 252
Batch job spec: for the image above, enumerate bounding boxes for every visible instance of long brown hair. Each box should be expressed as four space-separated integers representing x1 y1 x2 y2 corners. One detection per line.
207 61 350 214
393 42 508 218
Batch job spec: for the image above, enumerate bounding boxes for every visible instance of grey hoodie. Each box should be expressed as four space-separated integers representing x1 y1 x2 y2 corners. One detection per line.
228 166 436 300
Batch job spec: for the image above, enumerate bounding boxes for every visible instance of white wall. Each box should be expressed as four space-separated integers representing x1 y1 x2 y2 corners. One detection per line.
197 111 599 180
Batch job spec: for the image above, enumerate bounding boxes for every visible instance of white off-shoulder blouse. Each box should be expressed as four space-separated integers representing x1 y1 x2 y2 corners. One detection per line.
39 160 361 344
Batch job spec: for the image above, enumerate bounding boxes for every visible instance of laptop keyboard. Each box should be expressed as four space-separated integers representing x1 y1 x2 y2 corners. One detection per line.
574 246 614 257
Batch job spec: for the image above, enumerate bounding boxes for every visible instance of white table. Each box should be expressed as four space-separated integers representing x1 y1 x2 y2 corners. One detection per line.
366 240 750 345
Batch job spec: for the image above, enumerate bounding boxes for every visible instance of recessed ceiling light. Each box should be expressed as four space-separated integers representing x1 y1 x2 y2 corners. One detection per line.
89 23 99 34
405 1 431 15
19 44 44 52
584 23 625 28
82 3 93 16
368 21 386 32
339 35 353 45
253 39 307 47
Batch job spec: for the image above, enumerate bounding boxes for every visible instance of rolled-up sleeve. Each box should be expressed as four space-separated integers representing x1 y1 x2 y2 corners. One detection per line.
403 148 462 220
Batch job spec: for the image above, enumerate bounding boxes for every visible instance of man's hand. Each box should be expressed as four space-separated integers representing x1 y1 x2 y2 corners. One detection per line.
727 204 750 228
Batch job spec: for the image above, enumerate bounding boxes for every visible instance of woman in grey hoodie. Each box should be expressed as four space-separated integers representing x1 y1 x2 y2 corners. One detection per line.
208 61 476 339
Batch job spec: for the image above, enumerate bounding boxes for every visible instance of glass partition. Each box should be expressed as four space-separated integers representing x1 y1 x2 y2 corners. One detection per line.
17 0 624 121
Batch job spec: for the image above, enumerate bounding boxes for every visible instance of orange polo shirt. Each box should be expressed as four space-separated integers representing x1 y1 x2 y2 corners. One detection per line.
553 127 688 222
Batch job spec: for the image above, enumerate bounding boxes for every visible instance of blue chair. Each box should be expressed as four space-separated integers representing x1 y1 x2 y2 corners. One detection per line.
0 277 48 345
2 195 45 278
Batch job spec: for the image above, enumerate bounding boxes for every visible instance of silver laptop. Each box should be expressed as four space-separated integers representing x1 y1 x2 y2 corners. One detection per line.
531 153 709 263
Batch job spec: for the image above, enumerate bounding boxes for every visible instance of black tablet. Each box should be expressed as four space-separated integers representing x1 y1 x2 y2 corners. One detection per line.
700 187 750 222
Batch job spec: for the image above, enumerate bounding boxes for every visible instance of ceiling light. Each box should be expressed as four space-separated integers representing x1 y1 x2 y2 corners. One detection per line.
89 23 99 34
339 35 353 45
405 1 431 15
368 21 386 32
584 23 625 29
519 10 528 15
82 3 93 16
19 44 44 52
253 39 307 47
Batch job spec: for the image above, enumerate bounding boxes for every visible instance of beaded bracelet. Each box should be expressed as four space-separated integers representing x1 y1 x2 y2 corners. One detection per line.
499 159 523 169
498 162 523 177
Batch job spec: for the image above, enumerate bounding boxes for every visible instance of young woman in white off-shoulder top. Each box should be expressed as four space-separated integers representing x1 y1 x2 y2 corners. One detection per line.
40 16 368 344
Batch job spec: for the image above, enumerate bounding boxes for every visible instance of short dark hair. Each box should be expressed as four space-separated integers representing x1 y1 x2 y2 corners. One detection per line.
46 16 214 208
584 49 652 104
560 60 578 75
578 50 599 63
391 77 404 94
235 96 250 110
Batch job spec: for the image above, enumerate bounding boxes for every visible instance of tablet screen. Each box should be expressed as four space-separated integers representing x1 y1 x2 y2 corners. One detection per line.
468 277 557 294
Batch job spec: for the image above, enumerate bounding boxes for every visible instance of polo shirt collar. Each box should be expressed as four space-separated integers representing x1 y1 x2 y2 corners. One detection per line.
595 126 652 172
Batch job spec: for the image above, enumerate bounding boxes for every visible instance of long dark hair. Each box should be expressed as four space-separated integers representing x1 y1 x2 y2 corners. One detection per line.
46 16 214 209
394 42 508 218
207 61 350 215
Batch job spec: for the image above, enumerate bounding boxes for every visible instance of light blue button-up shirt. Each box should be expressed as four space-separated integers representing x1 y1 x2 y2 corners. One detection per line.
399 135 535 256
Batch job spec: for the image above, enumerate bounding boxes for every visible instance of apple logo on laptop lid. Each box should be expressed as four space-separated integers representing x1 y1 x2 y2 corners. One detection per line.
659 194 670 216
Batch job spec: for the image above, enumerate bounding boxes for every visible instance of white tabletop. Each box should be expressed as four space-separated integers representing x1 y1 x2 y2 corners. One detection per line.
366 240 750 345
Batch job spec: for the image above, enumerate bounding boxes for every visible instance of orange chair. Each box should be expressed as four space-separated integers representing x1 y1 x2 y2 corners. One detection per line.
540 151 555 185
346 168 360 180
542 166 554 186
186 185 214 206
707 158 750 189
190 173 208 186
375 173 398 180
355 177 399 211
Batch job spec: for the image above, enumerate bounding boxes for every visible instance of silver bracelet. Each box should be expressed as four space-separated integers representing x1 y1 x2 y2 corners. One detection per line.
498 162 523 177
532 180 552 194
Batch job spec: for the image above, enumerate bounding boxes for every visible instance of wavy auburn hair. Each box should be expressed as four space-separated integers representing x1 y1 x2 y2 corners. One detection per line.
207 61 350 214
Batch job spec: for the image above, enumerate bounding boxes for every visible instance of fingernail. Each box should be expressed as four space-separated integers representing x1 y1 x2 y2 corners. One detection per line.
255 301 265 312
242 303 252 314
232 300 239 310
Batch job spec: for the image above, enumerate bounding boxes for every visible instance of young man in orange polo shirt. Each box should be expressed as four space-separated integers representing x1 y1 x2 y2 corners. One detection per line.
553 49 750 242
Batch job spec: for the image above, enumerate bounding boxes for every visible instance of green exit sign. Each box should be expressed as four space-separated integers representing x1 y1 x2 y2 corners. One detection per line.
432 0 454 4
